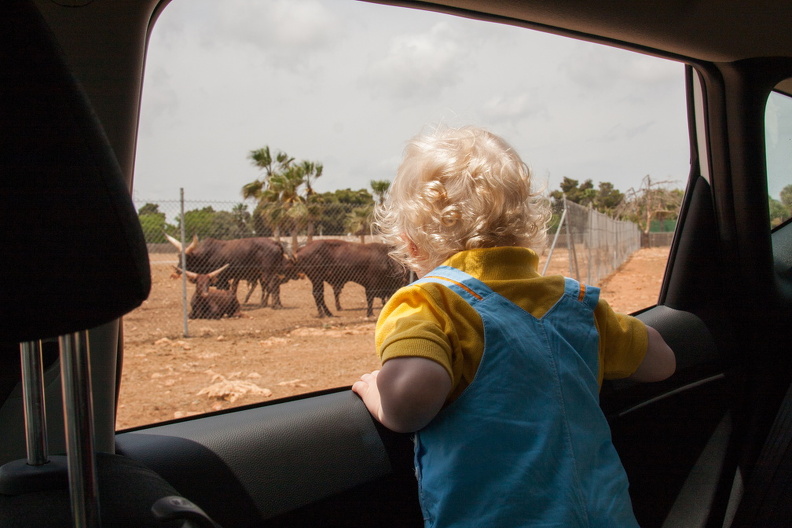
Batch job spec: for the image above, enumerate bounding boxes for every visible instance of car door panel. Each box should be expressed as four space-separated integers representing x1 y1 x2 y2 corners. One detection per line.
606 305 730 527
116 390 422 528
117 304 723 528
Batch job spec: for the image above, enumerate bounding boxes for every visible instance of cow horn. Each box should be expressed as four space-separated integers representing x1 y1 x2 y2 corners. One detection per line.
207 263 230 279
165 233 182 252
165 233 199 255
174 266 199 281
185 234 198 254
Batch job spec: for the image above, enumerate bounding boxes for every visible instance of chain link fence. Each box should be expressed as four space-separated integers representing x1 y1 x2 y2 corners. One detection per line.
543 199 642 286
129 194 644 340
131 193 410 340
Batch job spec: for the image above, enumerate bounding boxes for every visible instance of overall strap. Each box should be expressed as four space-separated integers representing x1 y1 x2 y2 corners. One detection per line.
413 265 493 305
563 276 600 311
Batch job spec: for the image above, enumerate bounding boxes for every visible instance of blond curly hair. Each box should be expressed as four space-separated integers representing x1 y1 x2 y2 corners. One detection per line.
375 125 550 274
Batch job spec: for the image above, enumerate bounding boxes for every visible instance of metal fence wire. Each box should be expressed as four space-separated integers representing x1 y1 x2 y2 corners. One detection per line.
543 199 642 286
131 195 642 338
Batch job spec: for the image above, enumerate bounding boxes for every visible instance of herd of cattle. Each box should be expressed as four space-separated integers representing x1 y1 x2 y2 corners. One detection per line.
165 235 411 320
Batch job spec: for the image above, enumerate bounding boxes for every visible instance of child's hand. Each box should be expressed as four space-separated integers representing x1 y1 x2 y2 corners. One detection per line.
352 370 383 423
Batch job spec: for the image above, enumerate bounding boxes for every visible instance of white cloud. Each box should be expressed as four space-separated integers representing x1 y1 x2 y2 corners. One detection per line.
222 0 342 55
158 0 344 72
480 93 545 126
561 42 682 99
364 22 467 100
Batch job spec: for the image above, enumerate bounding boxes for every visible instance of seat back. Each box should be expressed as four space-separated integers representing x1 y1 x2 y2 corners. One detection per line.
0 0 151 344
0 1 203 526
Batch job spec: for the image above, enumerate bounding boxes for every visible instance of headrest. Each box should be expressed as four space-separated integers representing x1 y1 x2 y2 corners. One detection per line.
0 0 151 343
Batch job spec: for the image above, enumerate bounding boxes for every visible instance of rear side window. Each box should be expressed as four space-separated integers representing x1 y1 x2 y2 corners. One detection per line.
766 88 792 228
122 0 689 430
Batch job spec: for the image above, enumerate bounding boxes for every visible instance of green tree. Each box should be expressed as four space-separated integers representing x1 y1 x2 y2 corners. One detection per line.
242 146 324 247
314 188 375 235
370 179 391 206
137 203 168 243
318 188 373 205
243 146 295 240
345 206 373 242
177 206 218 240
299 161 324 243
773 184 792 226
780 184 792 210
231 203 253 235
769 195 789 227
550 177 596 207
593 181 624 214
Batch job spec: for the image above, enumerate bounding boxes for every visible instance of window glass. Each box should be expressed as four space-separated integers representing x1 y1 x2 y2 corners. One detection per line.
121 0 688 430
766 88 792 228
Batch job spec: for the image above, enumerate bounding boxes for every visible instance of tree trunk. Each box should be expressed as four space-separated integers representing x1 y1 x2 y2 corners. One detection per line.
291 230 299 252
306 221 314 244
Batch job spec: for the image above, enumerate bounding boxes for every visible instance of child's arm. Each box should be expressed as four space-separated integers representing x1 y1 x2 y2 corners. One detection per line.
352 357 452 433
628 325 676 382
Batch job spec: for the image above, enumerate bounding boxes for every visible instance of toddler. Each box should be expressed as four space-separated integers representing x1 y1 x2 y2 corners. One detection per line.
352 125 675 528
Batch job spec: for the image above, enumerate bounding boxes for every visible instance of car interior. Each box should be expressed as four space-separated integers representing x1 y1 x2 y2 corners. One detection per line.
2 0 792 527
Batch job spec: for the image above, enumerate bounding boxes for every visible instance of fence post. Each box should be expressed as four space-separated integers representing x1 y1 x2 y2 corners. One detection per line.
542 203 566 276
565 198 580 281
179 188 189 337
586 204 593 284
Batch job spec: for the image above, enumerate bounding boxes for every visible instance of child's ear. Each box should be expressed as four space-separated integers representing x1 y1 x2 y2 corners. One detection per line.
400 233 420 258
408 240 420 258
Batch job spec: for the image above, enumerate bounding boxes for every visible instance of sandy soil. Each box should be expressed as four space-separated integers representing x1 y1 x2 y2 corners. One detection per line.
116 246 670 430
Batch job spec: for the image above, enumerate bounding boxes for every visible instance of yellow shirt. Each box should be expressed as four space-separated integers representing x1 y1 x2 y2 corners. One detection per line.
375 246 648 403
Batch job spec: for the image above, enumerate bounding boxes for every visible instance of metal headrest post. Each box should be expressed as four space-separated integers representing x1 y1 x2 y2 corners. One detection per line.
59 331 101 528
5 332 107 527
20 341 48 467
1 342 71 496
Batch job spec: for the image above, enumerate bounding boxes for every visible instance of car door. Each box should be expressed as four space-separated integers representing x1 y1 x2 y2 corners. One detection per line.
4 1 791 528
121 65 792 527
113 6 791 528
112 69 719 528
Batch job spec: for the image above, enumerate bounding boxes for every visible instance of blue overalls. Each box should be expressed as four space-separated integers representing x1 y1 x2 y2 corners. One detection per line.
412 265 639 528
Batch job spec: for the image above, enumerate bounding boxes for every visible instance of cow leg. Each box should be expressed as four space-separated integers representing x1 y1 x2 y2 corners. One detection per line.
257 277 271 307
259 279 270 307
332 283 343 311
266 276 283 309
365 289 375 318
243 279 257 305
311 280 333 318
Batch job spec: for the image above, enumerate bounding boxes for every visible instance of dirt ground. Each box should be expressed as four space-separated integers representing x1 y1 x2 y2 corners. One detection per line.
116 246 670 430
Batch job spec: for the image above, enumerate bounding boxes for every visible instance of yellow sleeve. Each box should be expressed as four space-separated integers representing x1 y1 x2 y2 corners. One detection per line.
594 298 649 383
375 283 484 399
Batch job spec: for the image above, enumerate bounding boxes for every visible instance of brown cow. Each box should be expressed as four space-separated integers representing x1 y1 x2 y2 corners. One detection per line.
166 234 288 309
174 265 242 319
292 240 409 318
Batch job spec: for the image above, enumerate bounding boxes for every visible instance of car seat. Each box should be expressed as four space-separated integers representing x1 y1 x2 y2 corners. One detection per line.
0 0 220 526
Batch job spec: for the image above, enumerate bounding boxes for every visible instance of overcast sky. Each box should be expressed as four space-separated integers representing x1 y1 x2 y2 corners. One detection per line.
132 0 693 209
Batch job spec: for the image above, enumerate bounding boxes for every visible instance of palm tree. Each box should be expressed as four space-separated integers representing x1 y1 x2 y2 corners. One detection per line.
370 179 390 206
248 147 294 178
299 161 323 243
345 205 373 243
243 147 295 240
231 203 252 236
277 165 309 249
242 146 326 246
